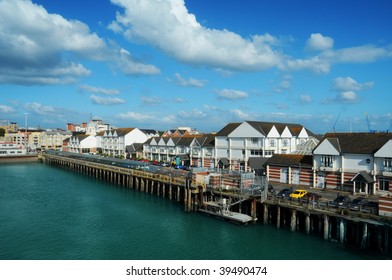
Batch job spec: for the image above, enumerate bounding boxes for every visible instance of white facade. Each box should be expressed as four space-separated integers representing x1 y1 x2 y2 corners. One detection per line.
68 135 97 154
101 128 149 158
0 142 27 156
215 121 313 171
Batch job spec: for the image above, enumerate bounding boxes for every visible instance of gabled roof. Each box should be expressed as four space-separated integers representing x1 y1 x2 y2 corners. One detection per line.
316 132 392 154
216 122 241 136
126 143 144 153
104 128 135 137
265 154 313 167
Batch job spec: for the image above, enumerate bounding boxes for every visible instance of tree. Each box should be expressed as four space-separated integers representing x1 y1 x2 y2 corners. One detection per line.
0 128 5 137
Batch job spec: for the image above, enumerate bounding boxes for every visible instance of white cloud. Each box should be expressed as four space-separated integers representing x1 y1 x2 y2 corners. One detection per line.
216 89 248 100
80 84 120 95
306 33 334 51
174 73 206 87
0 105 15 113
24 102 57 115
336 91 359 103
90 95 126 105
334 45 392 63
333 77 374 92
0 0 159 85
230 109 251 120
178 109 206 119
116 111 155 122
141 96 162 105
110 0 283 71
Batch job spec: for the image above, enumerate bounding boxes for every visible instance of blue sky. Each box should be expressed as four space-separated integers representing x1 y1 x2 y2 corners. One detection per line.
0 0 391 134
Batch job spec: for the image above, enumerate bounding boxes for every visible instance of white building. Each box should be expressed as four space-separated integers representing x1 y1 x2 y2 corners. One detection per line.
100 128 149 158
40 131 72 151
0 141 27 156
215 121 314 171
67 134 97 154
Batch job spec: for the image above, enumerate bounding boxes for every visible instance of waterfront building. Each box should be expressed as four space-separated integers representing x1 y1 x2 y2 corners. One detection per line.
100 128 149 158
265 154 313 186
189 134 215 168
215 121 314 172
67 134 97 154
161 127 199 137
0 120 18 134
40 130 72 151
0 141 27 156
312 132 392 194
143 136 195 164
4 131 28 149
125 143 144 159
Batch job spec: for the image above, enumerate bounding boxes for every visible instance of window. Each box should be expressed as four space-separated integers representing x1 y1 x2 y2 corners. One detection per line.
379 177 390 191
264 150 275 156
384 158 392 171
251 138 258 144
250 149 262 156
321 155 333 167
269 139 276 147
282 139 289 147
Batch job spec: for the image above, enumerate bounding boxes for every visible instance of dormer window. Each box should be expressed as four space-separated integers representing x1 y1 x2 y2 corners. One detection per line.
321 155 333 167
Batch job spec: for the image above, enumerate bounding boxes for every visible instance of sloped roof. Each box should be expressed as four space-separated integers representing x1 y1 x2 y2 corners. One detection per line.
317 132 392 154
265 154 313 167
246 121 314 137
126 143 144 153
216 122 241 136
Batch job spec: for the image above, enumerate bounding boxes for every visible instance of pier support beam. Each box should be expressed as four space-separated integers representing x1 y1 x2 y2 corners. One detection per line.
305 214 310 235
339 219 346 244
263 204 268 224
361 223 368 249
276 206 281 229
290 209 297 232
323 215 329 240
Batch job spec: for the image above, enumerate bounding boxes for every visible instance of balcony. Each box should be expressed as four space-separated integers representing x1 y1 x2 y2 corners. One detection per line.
383 166 392 176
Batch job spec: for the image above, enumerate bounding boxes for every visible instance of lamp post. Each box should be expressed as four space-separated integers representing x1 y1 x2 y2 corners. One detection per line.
24 113 28 153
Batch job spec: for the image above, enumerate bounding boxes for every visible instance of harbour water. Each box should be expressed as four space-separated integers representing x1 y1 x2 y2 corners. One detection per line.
0 163 380 260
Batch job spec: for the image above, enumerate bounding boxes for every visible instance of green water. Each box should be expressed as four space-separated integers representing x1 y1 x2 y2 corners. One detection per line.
0 163 376 260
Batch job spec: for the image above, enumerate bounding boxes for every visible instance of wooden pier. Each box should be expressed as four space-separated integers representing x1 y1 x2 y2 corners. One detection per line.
41 153 392 258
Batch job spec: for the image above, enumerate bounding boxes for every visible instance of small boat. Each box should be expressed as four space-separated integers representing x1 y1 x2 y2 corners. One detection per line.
198 199 254 225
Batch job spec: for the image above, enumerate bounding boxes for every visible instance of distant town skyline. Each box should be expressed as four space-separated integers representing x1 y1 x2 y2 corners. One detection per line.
0 0 392 134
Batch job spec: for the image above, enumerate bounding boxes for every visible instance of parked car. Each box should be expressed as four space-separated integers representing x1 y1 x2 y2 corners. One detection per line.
361 201 379 215
330 195 351 207
277 188 293 198
349 197 367 211
290 189 308 199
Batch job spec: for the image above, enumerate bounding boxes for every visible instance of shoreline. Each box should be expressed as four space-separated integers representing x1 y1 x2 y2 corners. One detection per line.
0 155 40 164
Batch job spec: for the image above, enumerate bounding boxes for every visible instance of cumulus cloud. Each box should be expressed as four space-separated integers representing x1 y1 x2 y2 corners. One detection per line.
90 95 126 105
336 91 359 103
0 105 15 113
332 77 374 92
80 84 120 95
0 0 159 85
230 109 251 120
109 0 283 71
178 109 207 119
306 33 334 51
24 102 57 115
174 73 206 87
216 89 248 100
116 111 155 122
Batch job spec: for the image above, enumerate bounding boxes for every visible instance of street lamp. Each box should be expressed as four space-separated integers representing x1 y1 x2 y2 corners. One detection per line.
24 113 28 153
